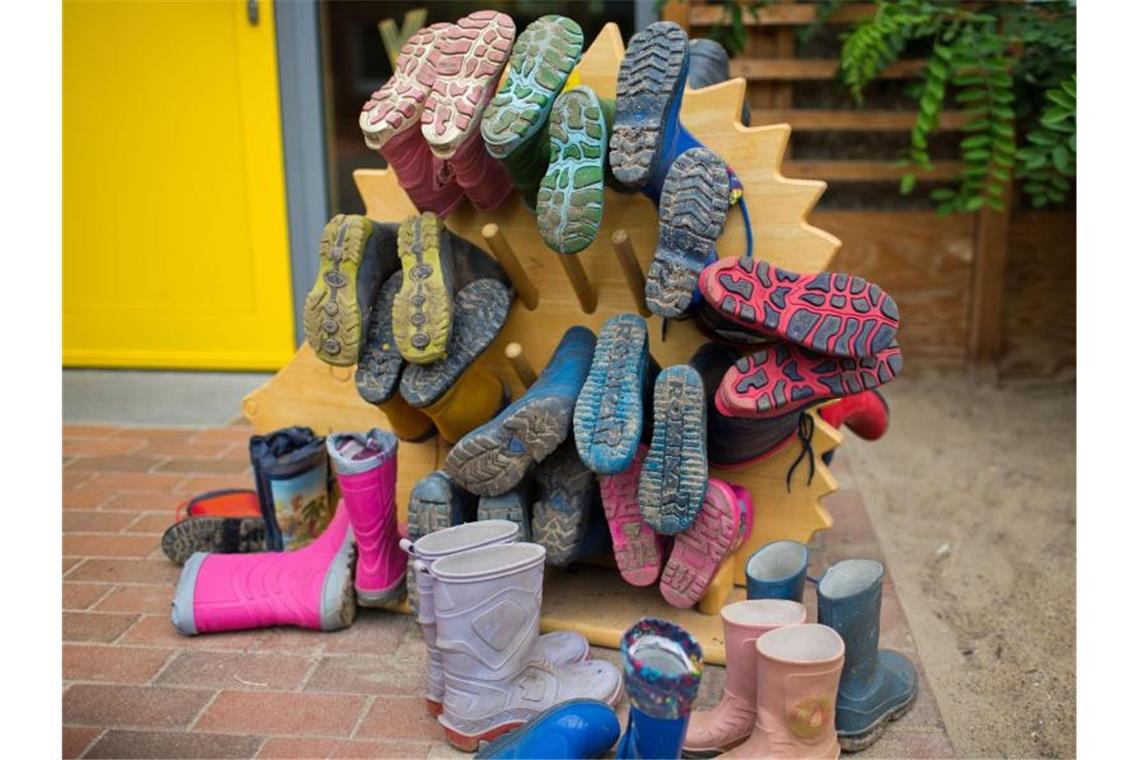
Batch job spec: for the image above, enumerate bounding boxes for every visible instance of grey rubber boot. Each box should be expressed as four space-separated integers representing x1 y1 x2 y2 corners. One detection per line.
400 521 591 717
688 39 750 125
431 542 624 751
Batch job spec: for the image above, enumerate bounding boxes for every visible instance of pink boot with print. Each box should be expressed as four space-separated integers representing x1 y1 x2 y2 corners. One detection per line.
599 445 666 586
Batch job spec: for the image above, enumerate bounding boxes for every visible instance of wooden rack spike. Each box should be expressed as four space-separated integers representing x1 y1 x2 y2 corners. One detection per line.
610 229 651 317
243 23 843 664
504 342 537 388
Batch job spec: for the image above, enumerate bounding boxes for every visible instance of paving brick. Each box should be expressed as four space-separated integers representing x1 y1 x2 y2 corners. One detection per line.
155 458 251 475
194 691 367 737
95 585 179 615
64 533 159 558
156 651 314 691
304 655 425 697
63 612 139 643
64 437 146 458
83 472 187 493
65 424 121 439
190 426 255 445
354 696 447 742
64 557 83 574
84 730 265 759
64 582 113 610
111 427 208 441
176 474 255 495
63 726 104 758
102 491 182 512
248 628 329 656
63 488 116 510
118 615 256 651
66 558 181 585
64 510 140 533
67 456 159 473
64 469 97 489
63 644 173 683
126 511 177 534
320 611 407 656
135 439 235 459
258 737 432 759
64 684 214 729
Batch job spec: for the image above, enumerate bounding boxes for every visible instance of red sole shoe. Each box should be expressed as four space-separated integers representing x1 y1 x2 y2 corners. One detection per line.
717 342 903 420
699 257 899 359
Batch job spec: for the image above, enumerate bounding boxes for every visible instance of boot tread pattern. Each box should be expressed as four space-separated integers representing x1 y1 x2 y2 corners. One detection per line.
599 454 663 583
537 87 607 254
161 517 265 566
481 15 584 159
355 274 405 404
660 485 736 607
304 215 372 366
573 314 647 473
422 11 516 157
477 490 532 541
701 258 900 359
531 442 597 567
393 214 453 364
639 365 708 534
360 24 449 150
646 147 730 318
610 21 688 189
721 341 902 419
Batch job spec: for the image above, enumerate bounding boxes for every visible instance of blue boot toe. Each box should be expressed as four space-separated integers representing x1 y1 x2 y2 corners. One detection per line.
475 699 621 760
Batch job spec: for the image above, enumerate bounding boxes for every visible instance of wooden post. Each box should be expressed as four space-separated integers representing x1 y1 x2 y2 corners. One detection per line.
967 185 1012 382
557 254 598 314
482 223 539 310
505 342 537 388
610 230 651 317
661 1 690 31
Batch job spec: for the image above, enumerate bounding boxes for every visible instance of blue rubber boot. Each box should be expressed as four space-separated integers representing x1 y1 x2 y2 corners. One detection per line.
745 540 809 602
616 618 704 760
818 559 918 751
530 438 612 567
445 326 597 496
639 365 708 535
475 699 620 759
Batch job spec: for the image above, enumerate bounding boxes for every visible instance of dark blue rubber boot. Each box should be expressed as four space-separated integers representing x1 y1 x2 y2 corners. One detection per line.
818 559 918 751
248 427 330 551
688 38 750 125
475 699 620 759
531 439 612 567
616 618 703 760
445 326 597 497
745 540 809 602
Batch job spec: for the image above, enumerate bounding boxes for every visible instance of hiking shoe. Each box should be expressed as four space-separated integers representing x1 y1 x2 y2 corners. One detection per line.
639 364 708 535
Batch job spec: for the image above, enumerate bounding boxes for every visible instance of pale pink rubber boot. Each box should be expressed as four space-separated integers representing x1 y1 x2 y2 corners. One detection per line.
328 429 406 607
599 445 665 586
721 624 845 759
380 127 467 218
450 131 514 211
683 600 808 755
170 502 356 635
660 478 749 608
401 520 591 717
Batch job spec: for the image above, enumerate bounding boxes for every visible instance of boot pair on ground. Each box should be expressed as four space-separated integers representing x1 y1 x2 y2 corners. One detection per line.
170 429 408 635
360 11 516 216
401 520 623 751
689 548 918 755
303 212 516 442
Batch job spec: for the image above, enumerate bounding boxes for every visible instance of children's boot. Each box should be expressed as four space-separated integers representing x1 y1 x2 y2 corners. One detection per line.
817 559 918 751
819 389 890 441
431 542 623 750
721 624 845 759
401 521 591 717
475 699 621 760
392 213 457 365
659 478 750 608
616 618 704 760
683 600 808 755
360 23 466 217
745 540 809 602
530 439 611 567
249 426 330 552
599 445 665 587
482 15 585 209
687 39 750 125
478 476 534 541
161 489 264 566
170 501 356 635
327 429 405 607
446 326 597 496
639 364 708 535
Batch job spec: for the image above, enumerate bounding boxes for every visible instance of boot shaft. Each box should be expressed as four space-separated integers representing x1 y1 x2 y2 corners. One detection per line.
720 600 808 701
746 540 810 602
248 426 330 551
380 128 466 218
817 559 884 690
754 624 844 755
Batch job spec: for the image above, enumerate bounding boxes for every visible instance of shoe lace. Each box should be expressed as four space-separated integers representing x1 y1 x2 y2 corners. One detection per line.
785 413 816 494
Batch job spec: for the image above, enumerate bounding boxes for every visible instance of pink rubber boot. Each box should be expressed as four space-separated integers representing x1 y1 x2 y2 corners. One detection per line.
659 478 751 608
327 429 406 607
599 445 666 586
170 502 356 635
683 600 808 755
721 624 845 759
378 127 467 218
449 131 514 210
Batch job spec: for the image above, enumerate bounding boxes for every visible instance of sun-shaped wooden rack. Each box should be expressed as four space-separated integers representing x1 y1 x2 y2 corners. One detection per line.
242 23 846 663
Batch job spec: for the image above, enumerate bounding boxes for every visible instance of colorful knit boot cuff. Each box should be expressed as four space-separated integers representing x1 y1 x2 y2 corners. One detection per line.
621 617 704 720
326 428 398 475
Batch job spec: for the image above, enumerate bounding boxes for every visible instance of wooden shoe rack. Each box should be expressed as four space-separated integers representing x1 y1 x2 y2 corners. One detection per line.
242 24 844 664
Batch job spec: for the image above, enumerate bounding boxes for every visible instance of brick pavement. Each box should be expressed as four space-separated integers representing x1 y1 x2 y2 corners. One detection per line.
62 424 954 758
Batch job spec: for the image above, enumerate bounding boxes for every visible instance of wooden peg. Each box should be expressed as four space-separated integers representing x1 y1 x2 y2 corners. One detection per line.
557 253 598 314
610 229 650 317
481 223 539 310
505 342 537 388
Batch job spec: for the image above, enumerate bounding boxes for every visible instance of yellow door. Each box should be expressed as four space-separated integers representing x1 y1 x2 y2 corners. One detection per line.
63 0 295 370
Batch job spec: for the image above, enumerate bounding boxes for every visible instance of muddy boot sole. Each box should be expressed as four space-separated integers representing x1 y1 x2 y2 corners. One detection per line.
719 341 903 419
360 24 449 151
573 313 649 474
393 213 453 364
400 279 513 407
838 688 918 753
406 471 475 612
700 259 900 359
609 21 689 190
478 487 533 542
531 441 597 567
647 147 731 318
355 273 405 404
639 365 708 535
322 532 359 631
303 215 373 366
481 15 584 159
422 11 516 157
659 481 738 608
537 87 607 254
599 446 663 587
161 517 266 566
